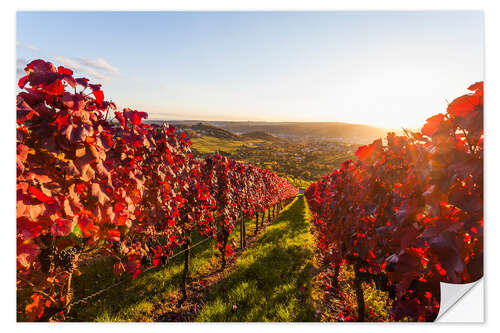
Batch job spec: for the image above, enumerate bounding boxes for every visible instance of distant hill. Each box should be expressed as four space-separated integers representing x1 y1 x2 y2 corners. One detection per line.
145 120 240 140
189 123 240 140
146 119 391 144
211 121 389 144
240 131 284 142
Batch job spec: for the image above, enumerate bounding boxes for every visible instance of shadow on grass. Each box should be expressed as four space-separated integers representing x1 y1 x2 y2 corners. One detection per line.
68 231 217 322
195 195 318 322
69 211 261 322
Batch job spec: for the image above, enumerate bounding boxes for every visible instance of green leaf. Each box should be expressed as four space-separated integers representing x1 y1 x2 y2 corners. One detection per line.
71 224 83 239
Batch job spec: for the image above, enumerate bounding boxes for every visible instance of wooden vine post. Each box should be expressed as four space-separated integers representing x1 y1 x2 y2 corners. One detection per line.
353 261 365 322
255 211 259 234
243 215 247 247
64 272 73 313
220 229 230 269
332 261 340 289
180 230 193 301
240 214 244 249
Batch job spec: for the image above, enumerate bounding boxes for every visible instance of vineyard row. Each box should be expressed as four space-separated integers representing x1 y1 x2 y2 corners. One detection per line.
305 82 483 321
16 59 298 321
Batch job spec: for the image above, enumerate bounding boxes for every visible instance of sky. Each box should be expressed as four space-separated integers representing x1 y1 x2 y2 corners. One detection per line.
16 11 483 129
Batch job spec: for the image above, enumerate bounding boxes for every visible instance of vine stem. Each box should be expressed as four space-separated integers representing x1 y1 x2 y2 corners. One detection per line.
353 262 366 322
17 275 58 304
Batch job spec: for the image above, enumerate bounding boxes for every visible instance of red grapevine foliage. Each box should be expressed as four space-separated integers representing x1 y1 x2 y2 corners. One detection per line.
306 82 483 321
16 59 297 321
200 155 297 267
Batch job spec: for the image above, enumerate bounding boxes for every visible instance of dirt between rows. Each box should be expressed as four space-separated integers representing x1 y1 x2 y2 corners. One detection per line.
155 213 283 322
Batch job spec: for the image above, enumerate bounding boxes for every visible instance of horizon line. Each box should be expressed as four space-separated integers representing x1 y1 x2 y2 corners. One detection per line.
144 117 416 131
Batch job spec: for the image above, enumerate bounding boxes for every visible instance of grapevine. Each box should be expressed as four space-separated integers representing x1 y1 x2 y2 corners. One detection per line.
16 59 297 321
306 82 483 321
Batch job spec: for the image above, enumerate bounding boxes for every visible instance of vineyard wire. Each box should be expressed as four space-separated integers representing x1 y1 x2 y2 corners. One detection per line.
69 205 288 309
69 236 212 307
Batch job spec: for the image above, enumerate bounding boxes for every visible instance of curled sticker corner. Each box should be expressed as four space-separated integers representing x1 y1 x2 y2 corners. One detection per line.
436 278 483 322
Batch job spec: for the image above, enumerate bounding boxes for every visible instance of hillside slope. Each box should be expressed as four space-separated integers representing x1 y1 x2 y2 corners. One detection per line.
147 120 389 144
212 121 389 144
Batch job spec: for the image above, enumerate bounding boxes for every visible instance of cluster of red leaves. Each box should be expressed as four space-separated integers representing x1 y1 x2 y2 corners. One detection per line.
306 82 483 321
201 154 297 253
16 59 297 321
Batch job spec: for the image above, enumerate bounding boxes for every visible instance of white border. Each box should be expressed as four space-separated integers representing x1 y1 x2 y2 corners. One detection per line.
2 1 499 332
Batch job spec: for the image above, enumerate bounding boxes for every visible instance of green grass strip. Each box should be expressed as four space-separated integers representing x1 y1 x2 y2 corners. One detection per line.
69 217 256 322
195 195 317 322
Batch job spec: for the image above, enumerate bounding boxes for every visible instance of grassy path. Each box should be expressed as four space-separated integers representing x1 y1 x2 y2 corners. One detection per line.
68 194 392 322
195 195 318 322
68 195 318 322
69 216 258 321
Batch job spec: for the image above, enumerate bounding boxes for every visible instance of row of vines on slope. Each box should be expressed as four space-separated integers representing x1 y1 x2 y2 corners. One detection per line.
16 59 298 321
306 82 483 321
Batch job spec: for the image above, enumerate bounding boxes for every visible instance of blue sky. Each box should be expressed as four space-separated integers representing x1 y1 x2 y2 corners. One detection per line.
16 11 483 128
